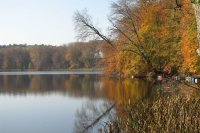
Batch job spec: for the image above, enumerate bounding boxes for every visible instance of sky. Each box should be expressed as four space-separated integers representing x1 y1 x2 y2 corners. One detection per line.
0 0 116 45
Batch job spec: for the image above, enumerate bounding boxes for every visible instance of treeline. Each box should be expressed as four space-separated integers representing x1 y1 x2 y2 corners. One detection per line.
0 41 103 70
75 0 200 76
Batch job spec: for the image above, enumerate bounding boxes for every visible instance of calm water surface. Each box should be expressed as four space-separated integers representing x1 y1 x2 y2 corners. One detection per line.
1 71 193 133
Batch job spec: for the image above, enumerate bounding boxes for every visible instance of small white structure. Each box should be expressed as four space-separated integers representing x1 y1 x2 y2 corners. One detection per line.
94 50 103 58
195 78 198 83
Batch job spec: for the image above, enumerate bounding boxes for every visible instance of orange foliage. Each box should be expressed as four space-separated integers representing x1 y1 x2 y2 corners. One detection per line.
179 0 199 73
102 0 200 76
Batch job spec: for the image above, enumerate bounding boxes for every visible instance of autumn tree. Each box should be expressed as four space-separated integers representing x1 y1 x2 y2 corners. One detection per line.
191 0 200 55
178 0 200 73
65 41 102 68
51 47 66 69
74 0 185 76
74 1 155 76
0 51 4 68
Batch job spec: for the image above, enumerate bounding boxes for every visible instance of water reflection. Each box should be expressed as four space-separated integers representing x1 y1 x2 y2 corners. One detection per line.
0 74 155 133
0 75 153 103
73 100 115 133
101 78 153 104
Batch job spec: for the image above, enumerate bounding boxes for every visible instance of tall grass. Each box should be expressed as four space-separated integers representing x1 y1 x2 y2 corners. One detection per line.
103 95 200 133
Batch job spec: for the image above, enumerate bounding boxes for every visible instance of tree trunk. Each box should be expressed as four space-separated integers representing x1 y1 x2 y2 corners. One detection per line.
193 4 200 55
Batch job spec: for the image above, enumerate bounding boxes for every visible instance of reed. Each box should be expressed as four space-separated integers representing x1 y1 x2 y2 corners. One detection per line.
103 95 200 133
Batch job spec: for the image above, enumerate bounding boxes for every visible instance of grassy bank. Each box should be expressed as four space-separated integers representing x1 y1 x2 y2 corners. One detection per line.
104 95 200 133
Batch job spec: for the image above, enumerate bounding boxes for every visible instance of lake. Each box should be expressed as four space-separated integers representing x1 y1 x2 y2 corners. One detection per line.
0 71 197 133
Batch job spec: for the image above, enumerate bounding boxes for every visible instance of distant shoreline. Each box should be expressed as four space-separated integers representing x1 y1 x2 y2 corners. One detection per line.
0 68 102 72
0 70 102 75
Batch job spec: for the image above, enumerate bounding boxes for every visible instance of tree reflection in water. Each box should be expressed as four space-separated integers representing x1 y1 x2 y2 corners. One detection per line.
0 75 153 102
0 74 155 132
73 101 115 133
72 78 154 133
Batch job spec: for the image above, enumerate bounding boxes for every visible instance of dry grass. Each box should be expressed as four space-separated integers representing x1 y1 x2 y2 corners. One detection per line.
103 95 200 133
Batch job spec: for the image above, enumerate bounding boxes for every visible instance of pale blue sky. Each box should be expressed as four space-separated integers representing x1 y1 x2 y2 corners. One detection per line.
0 0 115 45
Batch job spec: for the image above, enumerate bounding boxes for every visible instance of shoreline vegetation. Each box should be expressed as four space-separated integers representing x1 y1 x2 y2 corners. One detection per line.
103 95 200 133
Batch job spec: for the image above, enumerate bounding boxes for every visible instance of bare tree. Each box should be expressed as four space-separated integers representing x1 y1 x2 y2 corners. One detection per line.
73 101 115 133
74 10 114 48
